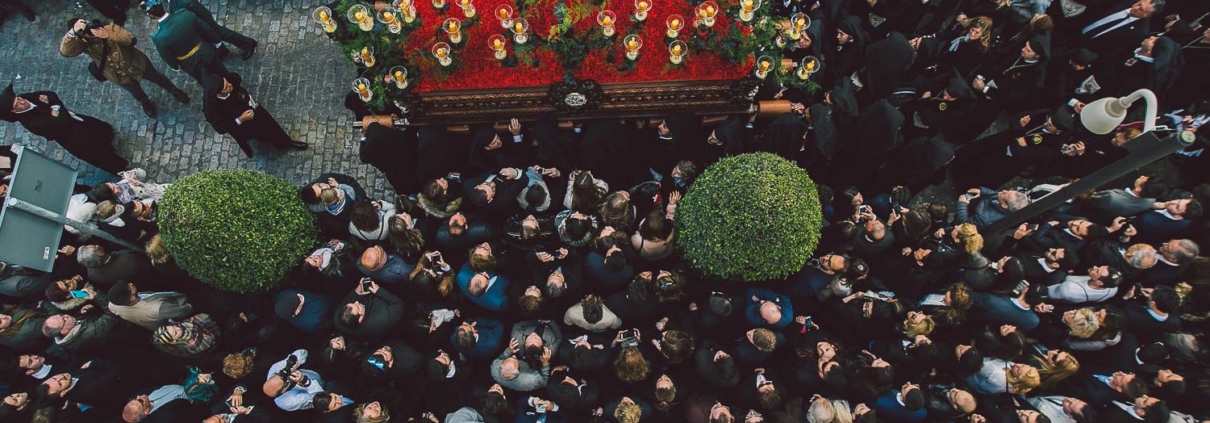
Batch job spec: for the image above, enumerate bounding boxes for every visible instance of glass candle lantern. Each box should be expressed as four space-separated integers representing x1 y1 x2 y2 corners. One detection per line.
789 13 809 40
495 4 513 28
796 56 819 80
313 6 338 33
488 34 508 60
377 7 402 33
738 0 760 22
669 40 687 64
623 34 642 60
755 55 773 79
432 0 445 10
443 18 462 44
353 77 373 102
695 1 718 28
634 0 651 21
352 45 376 67
665 14 683 38
389 66 409 89
597 10 616 37
432 42 453 66
512 18 529 44
347 3 374 31
457 0 475 18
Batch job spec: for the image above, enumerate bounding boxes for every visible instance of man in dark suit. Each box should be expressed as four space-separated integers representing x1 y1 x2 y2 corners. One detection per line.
1 84 128 175
1025 219 1108 254
1077 0 1162 58
1057 371 1147 407
1138 239 1198 287
142 0 227 83
360 339 423 380
38 359 134 413
167 0 257 59
121 384 207 423
451 317 505 361
359 119 417 195
1132 199 1201 246
1079 238 1156 282
969 290 1041 332
1123 285 1182 342
463 168 530 218
1100 396 1169 423
200 72 307 158
333 279 405 339
1018 248 1077 286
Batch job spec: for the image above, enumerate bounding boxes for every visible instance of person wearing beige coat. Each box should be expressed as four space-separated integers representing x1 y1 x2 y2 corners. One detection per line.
60 18 189 118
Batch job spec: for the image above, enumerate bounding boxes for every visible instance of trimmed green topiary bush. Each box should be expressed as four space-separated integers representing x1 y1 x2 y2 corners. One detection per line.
676 153 822 282
158 169 317 293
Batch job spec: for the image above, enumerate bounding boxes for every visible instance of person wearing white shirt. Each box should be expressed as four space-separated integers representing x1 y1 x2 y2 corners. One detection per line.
1026 395 1096 423
1047 265 1122 304
263 349 325 411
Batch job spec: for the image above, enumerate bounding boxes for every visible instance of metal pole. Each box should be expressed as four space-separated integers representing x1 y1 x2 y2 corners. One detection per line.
984 130 1196 235
4 197 143 251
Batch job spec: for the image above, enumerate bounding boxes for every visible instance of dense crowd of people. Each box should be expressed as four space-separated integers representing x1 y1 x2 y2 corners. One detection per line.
3 0 1210 422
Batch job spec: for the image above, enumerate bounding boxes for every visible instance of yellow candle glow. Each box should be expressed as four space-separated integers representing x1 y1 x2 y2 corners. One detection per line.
706 5 715 15
795 18 805 29
638 1 648 10
493 38 504 49
448 21 457 32
602 16 612 26
361 47 370 57
627 39 637 49
320 10 330 22
394 70 404 81
354 11 365 21
357 83 368 93
461 0 468 6
384 11 395 22
742 0 753 12
498 8 508 18
514 21 524 32
436 48 448 58
672 44 682 55
759 61 770 71
670 19 681 29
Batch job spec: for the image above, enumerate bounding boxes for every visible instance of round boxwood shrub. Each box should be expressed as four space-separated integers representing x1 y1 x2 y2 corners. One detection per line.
676 153 822 282
158 169 317 293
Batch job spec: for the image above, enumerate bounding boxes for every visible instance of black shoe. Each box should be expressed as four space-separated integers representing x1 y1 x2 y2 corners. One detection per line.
22 10 35 22
171 89 190 105
242 41 258 60
217 45 231 58
285 140 308 150
141 102 157 118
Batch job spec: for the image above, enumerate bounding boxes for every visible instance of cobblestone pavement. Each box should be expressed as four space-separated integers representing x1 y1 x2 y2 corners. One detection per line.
0 0 399 197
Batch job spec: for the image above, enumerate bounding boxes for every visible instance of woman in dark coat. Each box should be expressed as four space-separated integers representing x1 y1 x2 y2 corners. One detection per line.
0 307 49 352
201 72 307 158
757 114 823 173
826 17 868 86
0 85 128 175
871 139 954 194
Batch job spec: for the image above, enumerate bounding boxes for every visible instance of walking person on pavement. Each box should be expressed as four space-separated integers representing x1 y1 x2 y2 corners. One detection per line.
166 0 257 60
60 17 191 118
0 84 130 175
201 72 308 158
141 0 228 84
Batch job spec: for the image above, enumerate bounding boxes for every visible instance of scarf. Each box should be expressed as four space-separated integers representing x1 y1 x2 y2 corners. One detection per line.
949 35 970 52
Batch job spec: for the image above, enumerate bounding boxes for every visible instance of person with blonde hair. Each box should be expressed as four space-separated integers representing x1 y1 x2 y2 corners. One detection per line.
952 223 984 253
967 358 1040 395
902 311 936 337
352 401 389 423
1032 349 1080 389
1062 308 1100 339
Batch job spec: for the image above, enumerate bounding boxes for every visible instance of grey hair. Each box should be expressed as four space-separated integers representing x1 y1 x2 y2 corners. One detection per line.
1002 191 1030 212
1169 239 1199 262
806 397 837 423
1150 0 1166 14
76 245 106 268
1126 244 1157 270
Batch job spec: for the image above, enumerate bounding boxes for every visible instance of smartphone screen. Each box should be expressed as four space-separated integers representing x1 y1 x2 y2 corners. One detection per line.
69 290 90 299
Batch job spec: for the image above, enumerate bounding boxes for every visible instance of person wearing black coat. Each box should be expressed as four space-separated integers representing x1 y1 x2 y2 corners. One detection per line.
462 168 530 219
201 72 307 158
0 85 128 175
827 16 869 86
359 121 417 195
971 34 1052 113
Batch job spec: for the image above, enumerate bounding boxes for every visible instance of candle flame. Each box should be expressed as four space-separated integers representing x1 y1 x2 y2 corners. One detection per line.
357 83 368 93
670 19 680 29
319 10 330 21
638 1 648 10
602 16 612 26
742 0 753 11
384 11 394 21
493 38 504 49
436 47 448 58
805 61 815 71
461 0 468 5
498 8 508 18
627 39 637 49
759 61 770 71
514 21 524 32
448 21 457 32
361 47 370 58
354 11 365 21
795 18 805 29
672 44 682 55
706 5 715 15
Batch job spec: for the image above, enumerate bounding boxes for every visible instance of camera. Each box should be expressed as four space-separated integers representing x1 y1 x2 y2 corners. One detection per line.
74 19 106 38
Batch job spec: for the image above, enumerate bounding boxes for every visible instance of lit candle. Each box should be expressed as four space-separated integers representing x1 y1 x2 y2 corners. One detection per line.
357 83 368 94
795 17 806 30
354 10 366 22
448 21 457 32
671 19 680 29
514 21 524 33
493 38 504 50
319 9 331 22
706 5 715 15
461 0 468 7
805 60 815 72
627 38 637 50
672 44 682 55
759 60 770 71
640 1 649 9
436 47 448 58
742 0 753 12
383 11 395 23
394 70 404 81
602 15 612 26
498 8 508 18
361 47 371 60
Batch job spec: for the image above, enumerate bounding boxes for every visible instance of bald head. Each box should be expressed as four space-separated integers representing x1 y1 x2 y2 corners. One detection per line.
360 246 386 271
263 375 286 398
500 357 520 380
759 302 782 324
203 416 226 423
121 397 148 422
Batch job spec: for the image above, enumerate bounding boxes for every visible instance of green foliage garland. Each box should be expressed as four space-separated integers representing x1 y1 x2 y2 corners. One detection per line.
158 170 317 293
675 153 822 282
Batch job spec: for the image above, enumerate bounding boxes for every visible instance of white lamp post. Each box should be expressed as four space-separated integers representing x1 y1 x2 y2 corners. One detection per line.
1078 88 1158 135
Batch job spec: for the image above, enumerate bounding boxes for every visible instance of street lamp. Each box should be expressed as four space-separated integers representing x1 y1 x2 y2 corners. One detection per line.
1079 88 1158 134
